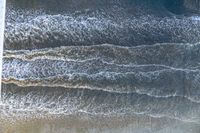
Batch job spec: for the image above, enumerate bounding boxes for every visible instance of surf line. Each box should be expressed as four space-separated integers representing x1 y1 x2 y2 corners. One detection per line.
0 0 6 102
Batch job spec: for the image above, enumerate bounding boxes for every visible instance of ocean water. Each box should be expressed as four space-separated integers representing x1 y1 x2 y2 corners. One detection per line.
1 0 200 133
0 0 6 101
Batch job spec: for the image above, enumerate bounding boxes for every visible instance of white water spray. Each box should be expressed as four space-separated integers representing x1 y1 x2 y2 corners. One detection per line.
0 0 6 102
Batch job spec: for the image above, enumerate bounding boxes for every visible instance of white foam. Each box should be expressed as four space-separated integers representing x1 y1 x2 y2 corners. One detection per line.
190 16 200 21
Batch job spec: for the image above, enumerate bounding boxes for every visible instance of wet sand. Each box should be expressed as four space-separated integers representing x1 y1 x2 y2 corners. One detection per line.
1 113 200 133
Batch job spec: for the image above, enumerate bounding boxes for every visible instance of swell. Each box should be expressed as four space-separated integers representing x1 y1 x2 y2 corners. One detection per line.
3 0 200 126
5 0 200 50
2 84 200 123
3 43 200 103
6 0 173 15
